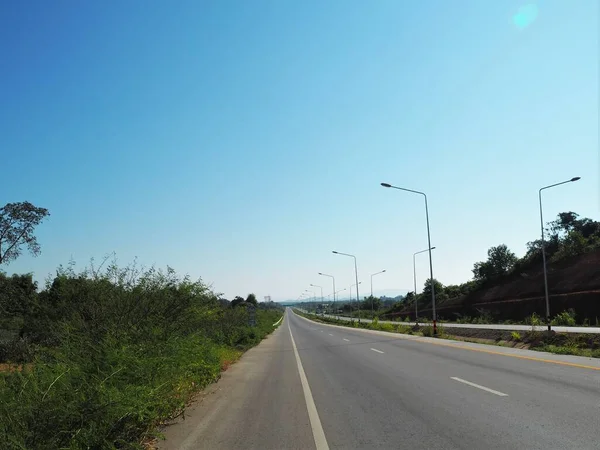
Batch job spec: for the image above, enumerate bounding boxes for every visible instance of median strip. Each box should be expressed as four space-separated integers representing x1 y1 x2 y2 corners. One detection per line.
450 377 508 397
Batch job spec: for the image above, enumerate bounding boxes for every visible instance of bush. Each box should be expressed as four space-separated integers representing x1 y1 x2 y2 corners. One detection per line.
0 262 283 448
526 313 543 327
421 326 434 337
551 310 577 327
510 331 522 342
378 323 394 332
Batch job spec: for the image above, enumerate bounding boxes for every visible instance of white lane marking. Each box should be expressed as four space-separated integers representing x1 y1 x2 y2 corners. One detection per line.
450 377 508 397
320 330 323 332
343 338 350 342
328 333 333 336
288 320 330 450
370 348 384 354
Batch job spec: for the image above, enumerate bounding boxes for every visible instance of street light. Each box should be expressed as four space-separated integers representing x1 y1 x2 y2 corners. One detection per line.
370 270 386 314
304 289 315 313
310 284 323 315
350 281 362 318
334 288 346 319
413 247 436 321
333 250 361 322
318 272 336 318
539 176 580 331
381 182 437 334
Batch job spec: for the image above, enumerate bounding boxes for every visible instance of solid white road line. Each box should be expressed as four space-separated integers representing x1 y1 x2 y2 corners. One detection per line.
288 319 330 450
328 333 333 336
450 377 509 397
370 348 384 354
343 338 350 342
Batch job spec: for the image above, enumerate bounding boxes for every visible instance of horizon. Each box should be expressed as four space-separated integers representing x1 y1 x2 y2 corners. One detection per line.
2 1 597 302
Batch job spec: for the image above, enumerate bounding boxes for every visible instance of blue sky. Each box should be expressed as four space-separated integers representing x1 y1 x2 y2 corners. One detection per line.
1 1 597 301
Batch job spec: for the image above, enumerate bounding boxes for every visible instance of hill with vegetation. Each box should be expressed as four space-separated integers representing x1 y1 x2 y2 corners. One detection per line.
380 211 600 323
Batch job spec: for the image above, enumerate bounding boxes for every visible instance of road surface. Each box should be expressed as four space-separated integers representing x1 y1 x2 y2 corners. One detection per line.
159 308 600 449
302 310 600 334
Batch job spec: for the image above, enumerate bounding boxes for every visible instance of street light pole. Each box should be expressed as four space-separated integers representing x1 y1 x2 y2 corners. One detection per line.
304 289 314 313
318 272 336 318
333 288 346 318
370 270 386 315
381 182 437 334
310 284 323 315
413 247 436 322
333 251 361 322
350 281 362 319
539 176 580 332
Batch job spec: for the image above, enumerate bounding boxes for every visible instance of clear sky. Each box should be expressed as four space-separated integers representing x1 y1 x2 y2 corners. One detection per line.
1 1 598 302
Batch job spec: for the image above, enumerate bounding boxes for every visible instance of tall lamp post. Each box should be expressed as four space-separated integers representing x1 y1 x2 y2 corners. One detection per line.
333 250 361 322
318 272 336 317
333 288 346 318
350 281 362 319
413 247 436 321
310 284 323 315
304 289 314 313
539 176 580 331
381 182 437 334
370 270 386 314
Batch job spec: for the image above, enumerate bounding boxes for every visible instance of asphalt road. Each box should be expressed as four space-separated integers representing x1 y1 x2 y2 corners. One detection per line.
159 308 600 449
305 310 600 334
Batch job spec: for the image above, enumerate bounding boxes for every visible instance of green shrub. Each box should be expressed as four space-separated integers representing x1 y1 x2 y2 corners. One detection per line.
510 331 522 342
421 326 434 337
526 312 543 327
0 262 282 449
378 323 394 332
551 310 576 327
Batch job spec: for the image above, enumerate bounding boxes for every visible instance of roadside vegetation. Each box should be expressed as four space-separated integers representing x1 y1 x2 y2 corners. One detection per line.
0 261 282 449
295 309 600 359
0 199 284 449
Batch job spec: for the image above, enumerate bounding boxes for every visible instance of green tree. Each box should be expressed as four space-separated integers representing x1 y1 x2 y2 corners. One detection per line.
362 296 381 311
231 296 245 308
422 279 445 305
0 202 50 266
472 244 517 282
246 293 258 306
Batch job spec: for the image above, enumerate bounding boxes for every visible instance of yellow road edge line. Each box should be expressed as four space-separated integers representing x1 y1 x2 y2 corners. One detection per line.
291 309 600 372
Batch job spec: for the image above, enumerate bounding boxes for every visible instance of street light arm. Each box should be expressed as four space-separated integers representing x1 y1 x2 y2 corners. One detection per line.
540 177 581 193
382 183 427 198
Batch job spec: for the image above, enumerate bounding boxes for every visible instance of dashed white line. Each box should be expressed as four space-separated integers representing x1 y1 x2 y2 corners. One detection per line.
370 348 384 354
288 322 330 449
343 338 350 342
328 333 333 336
450 377 508 397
